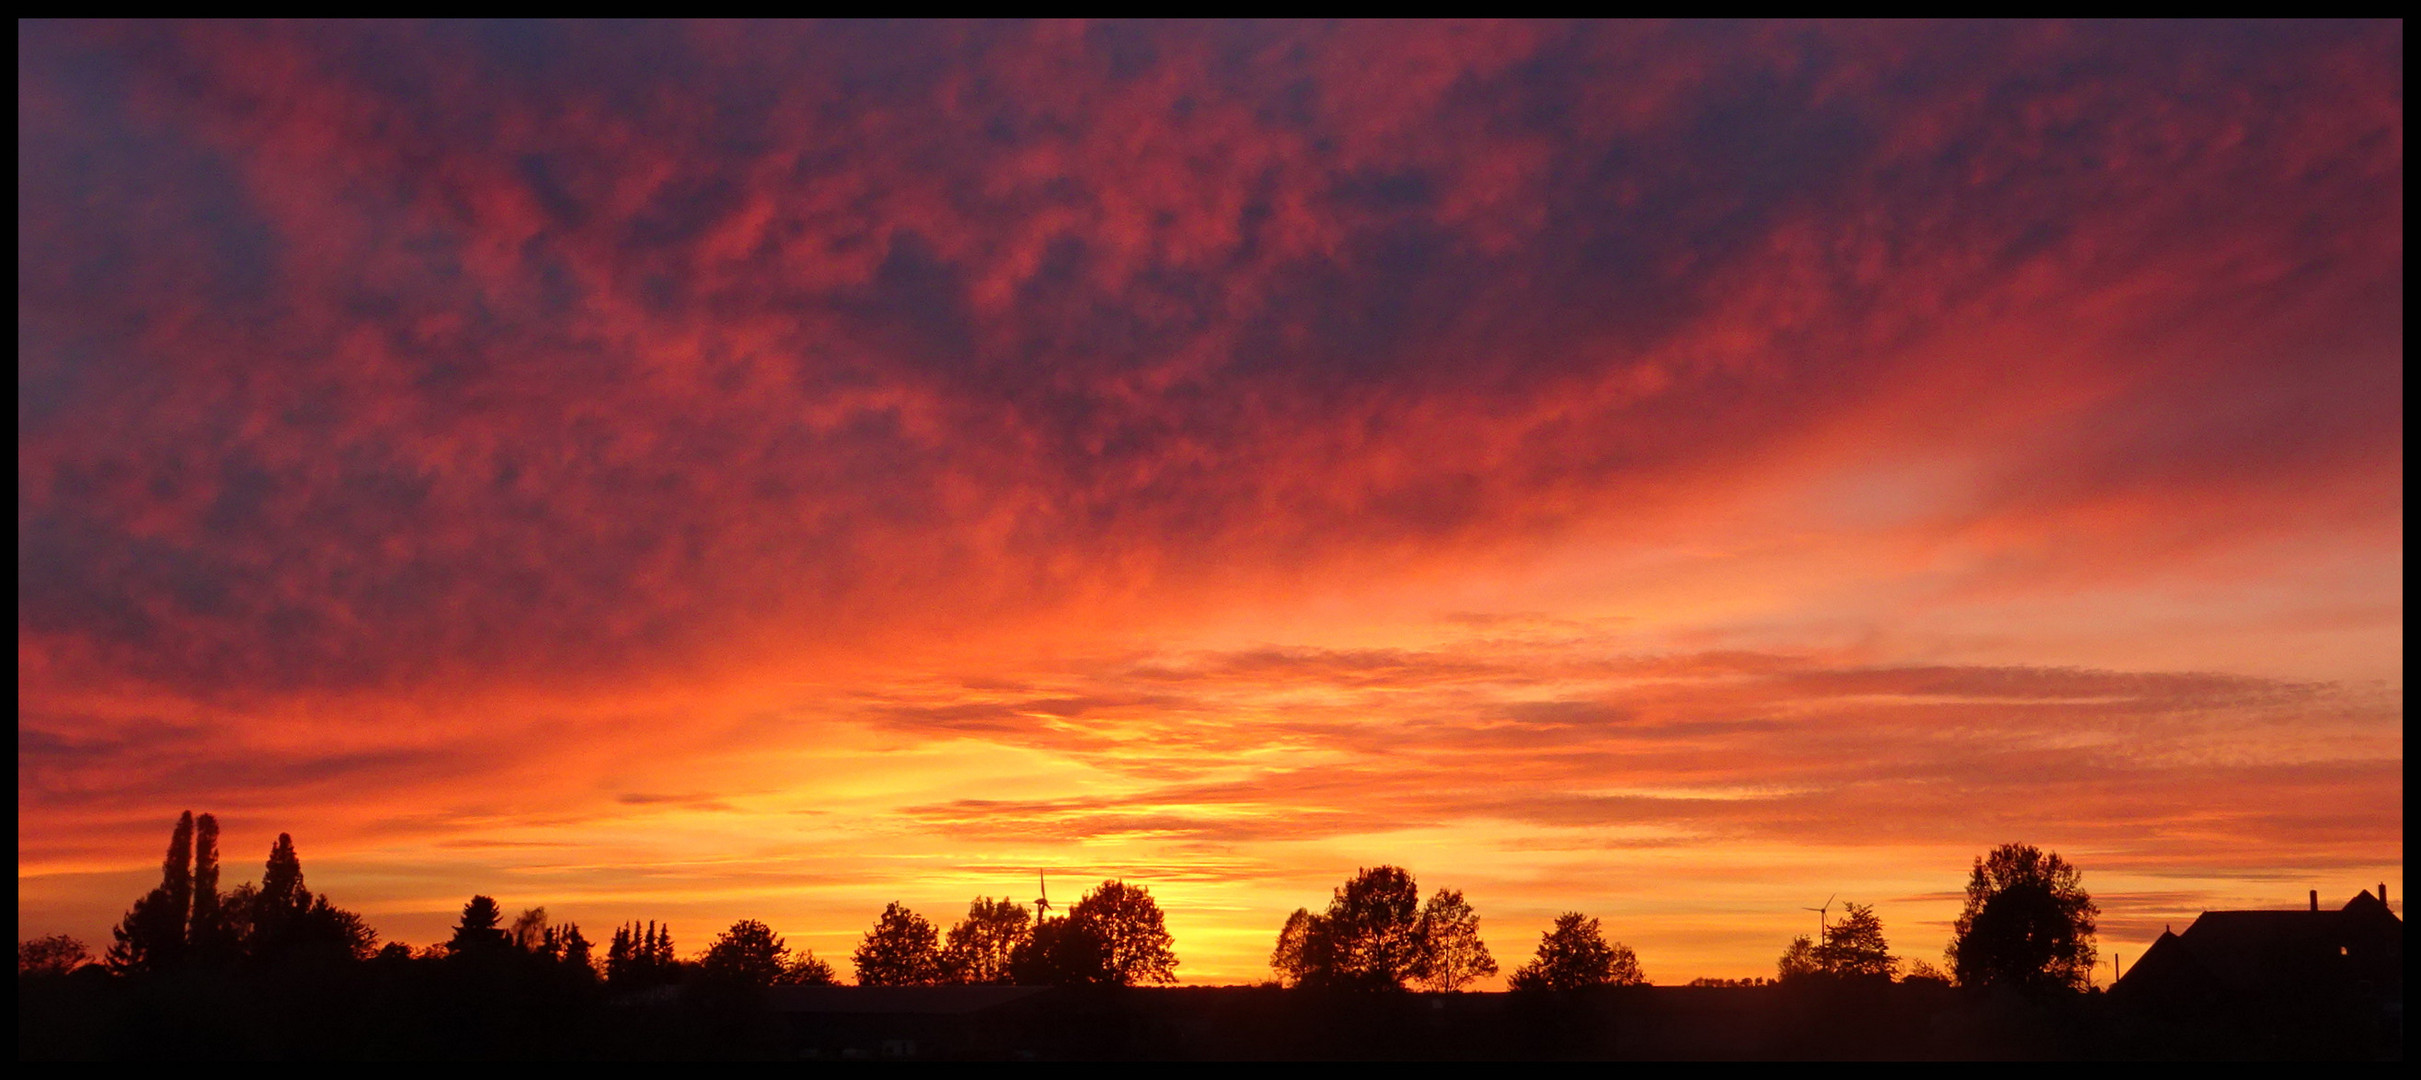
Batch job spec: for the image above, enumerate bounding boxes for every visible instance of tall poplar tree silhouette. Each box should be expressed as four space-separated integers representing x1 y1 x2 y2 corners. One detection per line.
105 812 196 972
188 813 225 962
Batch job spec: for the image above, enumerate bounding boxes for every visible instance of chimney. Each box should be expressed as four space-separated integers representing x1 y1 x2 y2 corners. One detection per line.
2311 890 2319 911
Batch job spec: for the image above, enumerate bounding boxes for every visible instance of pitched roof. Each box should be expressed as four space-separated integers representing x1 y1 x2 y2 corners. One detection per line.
2116 890 2401 1001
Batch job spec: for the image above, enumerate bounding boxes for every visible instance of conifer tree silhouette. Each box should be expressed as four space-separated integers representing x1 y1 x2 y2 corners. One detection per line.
558 923 594 975
253 832 311 952
449 895 509 955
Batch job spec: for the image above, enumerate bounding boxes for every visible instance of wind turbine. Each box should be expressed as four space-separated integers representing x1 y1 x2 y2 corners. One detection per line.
1802 894 1836 946
1035 869 1052 922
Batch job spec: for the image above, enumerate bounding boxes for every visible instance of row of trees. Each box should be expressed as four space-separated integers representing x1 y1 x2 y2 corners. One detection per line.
41 818 2098 993
389 881 1179 991
68 814 1176 992
851 881 1177 987
413 884 1185 993
1270 867 1645 991
103 812 378 973
1766 844 2099 992
1278 845 2100 994
427 896 843 990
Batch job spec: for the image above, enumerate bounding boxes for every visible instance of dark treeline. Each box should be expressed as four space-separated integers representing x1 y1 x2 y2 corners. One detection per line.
104 813 378 974
1268 854 2092 995
17 818 2392 1059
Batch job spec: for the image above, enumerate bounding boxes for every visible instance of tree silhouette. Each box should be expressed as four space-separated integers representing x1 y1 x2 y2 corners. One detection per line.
605 920 680 985
1271 907 1320 987
1814 903 1894 979
1068 880 1178 986
19 934 90 976
106 894 175 973
106 812 197 972
1277 868 1494 990
702 919 790 988
606 925 632 980
606 924 647 984
1008 914 1109 986
218 882 261 950
242 832 314 960
1947 843 2098 992
853 902 944 986
219 832 378 964
1508 913 1641 990
566 924 591 965
550 923 595 975
1900 958 1953 986
1319 866 1424 988
295 894 380 962
781 950 840 986
449 895 510 955
1776 934 1820 983
1415 888 1498 992
509 907 549 952
161 811 195 941
188 813 227 963
942 896 1031 984
260 833 306 917
1273 866 1433 989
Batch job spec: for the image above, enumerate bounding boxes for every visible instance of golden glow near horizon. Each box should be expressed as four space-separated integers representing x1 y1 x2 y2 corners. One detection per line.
18 21 2402 985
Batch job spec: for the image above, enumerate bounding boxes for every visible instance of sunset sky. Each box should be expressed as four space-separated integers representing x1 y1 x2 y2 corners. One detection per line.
18 21 2402 985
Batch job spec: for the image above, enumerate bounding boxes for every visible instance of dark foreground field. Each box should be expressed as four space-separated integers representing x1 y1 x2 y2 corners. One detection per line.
18 971 2400 1060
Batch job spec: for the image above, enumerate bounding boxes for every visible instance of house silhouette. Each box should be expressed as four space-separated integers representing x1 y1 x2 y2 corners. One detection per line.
2114 885 2401 1051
